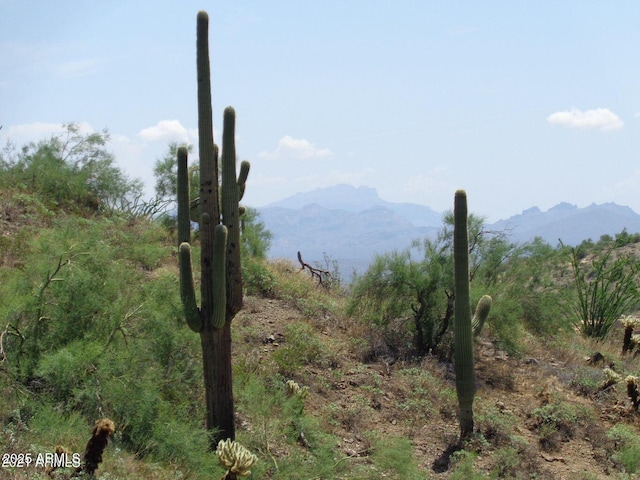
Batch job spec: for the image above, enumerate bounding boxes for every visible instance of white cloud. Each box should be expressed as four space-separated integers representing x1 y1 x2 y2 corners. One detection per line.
547 108 624 131
138 120 196 144
259 135 332 160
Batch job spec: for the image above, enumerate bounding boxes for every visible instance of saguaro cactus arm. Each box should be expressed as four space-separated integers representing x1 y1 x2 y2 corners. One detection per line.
472 295 492 337
177 145 202 332
179 243 201 332
220 106 248 316
237 161 250 201
177 146 192 244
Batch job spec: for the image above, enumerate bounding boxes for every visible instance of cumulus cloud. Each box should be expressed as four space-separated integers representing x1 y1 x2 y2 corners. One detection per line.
259 135 332 160
547 108 624 131
138 120 196 143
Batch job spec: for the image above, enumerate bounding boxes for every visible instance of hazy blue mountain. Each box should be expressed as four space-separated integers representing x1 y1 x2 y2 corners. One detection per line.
259 203 438 275
257 185 640 277
491 202 640 246
264 184 442 227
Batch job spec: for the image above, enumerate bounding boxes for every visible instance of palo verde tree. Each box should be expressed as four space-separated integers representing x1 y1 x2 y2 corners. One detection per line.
347 211 508 357
177 11 250 445
153 142 199 207
0 123 142 214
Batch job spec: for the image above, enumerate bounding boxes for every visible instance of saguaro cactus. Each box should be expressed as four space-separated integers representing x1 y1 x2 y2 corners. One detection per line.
453 189 475 441
176 11 250 445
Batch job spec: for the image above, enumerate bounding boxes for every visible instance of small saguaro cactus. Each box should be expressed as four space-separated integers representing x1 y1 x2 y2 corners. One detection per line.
453 189 475 442
176 10 250 446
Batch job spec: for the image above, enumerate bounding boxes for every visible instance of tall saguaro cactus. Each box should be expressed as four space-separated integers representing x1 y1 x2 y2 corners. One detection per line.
453 189 475 441
176 11 250 446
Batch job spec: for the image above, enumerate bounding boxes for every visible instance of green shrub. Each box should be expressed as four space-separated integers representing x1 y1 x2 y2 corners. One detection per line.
150 419 213 471
530 401 593 452
370 435 421 479
27 403 87 450
607 424 640 474
35 340 103 403
570 366 603 396
486 295 525 356
475 405 518 448
448 450 490 480
243 257 277 297
273 323 325 374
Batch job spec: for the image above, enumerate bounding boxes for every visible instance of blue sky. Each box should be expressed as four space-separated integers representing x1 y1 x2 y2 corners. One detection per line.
1 1 639 222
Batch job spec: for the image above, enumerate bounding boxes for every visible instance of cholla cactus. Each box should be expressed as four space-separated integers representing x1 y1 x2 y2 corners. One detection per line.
601 367 621 391
286 380 309 399
620 315 640 328
625 375 640 410
621 315 640 354
604 367 621 383
216 439 257 479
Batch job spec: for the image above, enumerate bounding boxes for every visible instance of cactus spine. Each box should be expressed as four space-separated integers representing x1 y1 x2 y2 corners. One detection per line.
453 189 475 441
176 11 250 445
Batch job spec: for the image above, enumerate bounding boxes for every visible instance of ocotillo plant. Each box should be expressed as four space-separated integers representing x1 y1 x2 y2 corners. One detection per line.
453 189 475 442
177 11 250 446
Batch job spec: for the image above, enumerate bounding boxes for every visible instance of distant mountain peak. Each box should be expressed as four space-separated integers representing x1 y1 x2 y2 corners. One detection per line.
493 202 640 245
262 183 443 228
258 192 640 276
549 202 577 212
522 206 541 215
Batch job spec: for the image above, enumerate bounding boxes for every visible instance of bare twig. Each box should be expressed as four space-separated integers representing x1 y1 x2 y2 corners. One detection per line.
297 251 331 286
105 304 143 348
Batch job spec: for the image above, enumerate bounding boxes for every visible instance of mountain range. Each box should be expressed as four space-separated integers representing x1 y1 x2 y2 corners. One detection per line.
257 184 640 275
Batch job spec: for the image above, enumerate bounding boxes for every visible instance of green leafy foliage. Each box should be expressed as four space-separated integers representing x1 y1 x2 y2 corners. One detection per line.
241 207 273 260
369 435 421 479
0 123 143 215
448 451 490 480
530 400 593 452
348 212 515 357
0 212 213 471
273 323 326 375
607 424 640 474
